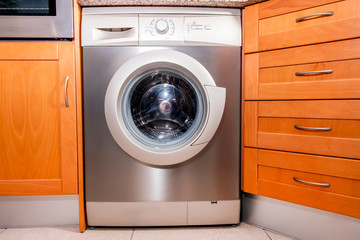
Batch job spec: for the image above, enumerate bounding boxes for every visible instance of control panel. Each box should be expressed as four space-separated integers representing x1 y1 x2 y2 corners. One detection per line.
139 15 241 46
82 9 241 46
139 15 183 44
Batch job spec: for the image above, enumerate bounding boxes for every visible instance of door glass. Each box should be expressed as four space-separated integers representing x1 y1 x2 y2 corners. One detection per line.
122 67 205 149
0 0 56 16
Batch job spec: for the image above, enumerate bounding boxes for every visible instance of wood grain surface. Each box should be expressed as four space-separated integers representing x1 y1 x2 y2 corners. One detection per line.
259 166 360 198
0 61 61 181
258 149 360 180
258 0 343 19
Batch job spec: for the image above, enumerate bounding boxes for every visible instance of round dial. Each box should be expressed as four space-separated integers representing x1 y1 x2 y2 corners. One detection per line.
155 19 169 34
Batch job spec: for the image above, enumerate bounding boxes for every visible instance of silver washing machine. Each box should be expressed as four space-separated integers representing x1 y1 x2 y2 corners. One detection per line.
82 7 241 226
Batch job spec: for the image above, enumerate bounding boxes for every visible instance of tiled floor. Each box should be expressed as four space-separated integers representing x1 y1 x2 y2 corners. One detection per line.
0 223 294 240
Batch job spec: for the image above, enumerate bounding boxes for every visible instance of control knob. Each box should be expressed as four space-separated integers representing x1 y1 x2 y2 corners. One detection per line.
155 19 169 34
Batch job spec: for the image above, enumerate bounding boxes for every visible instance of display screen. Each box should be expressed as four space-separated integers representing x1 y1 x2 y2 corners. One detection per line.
0 0 56 16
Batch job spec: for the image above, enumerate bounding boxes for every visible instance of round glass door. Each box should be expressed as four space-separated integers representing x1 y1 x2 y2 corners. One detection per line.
121 67 205 150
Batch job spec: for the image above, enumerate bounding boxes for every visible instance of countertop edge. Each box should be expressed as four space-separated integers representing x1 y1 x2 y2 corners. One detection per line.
77 0 267 8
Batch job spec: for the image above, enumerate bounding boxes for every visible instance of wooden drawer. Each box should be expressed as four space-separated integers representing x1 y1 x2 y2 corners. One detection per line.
258 173 360 219
256 149 360 218
259 166 360 198
245 39 360 100
243 148 360 217
244 100 360 159
258 0 360 51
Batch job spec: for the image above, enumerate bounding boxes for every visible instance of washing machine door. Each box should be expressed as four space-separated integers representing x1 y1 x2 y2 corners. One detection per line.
105 49 225 166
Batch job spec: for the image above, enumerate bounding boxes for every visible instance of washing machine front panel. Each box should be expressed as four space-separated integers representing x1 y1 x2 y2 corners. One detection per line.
104 49 226 166
84 46 240 203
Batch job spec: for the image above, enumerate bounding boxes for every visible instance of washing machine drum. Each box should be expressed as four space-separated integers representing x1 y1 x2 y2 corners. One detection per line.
105 49 226 166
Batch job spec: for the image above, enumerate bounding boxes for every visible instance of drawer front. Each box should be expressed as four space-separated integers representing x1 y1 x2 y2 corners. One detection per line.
244 100 360 159
259 166 360 198
245 40 360 100
258 178 360 218
259 118 360 139
258 59 360 100
259 0 360 50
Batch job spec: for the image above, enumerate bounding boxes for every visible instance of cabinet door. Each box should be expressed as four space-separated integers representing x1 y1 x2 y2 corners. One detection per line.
0 43 77 195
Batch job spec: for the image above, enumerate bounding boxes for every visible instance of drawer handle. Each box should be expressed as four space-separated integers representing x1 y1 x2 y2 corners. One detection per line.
296 11 334 23
294 125 332 131
293 177 330 188
64 76 70 108
295 69 333 76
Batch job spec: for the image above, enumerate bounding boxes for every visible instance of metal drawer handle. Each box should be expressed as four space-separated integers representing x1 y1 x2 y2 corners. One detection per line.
295 69 333 76
296 11 334 23
294 125 332 131
64 76 70 108
293 177 330 187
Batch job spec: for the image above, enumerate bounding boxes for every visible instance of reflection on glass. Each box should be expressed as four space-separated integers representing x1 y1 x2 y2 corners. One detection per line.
123 68 204 149
0 0 55 15
131 71 197 142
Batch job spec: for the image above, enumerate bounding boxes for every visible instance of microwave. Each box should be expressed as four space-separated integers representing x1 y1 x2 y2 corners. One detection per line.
0 0 73 39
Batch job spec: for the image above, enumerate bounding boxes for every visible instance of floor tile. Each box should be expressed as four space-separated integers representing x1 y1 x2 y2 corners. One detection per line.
132 222 270 240
0 229 5 234
0 227 133 240
265 230 295 240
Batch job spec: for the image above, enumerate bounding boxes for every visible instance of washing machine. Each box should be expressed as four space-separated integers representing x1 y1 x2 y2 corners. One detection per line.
82 7 241 226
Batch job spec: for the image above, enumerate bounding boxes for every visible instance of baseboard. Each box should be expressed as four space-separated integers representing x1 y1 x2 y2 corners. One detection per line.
241 193 360 240
0 195 79 228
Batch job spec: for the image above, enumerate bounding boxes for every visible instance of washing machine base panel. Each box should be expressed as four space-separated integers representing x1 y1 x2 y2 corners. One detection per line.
86 200 240 226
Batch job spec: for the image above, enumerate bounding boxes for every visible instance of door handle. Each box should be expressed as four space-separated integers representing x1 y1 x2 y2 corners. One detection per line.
64 76 70 108
296 11 334 23
295 69 333 76
294 125 332 131
293 177 330 187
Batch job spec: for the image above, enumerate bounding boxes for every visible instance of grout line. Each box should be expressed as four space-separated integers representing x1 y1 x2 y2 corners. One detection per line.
264 229 273 240
0 229 6 234
130 228 135 240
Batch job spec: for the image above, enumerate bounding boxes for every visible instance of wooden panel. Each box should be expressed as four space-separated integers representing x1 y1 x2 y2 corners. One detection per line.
258 132 360 159
0 61 61 181
258 149 360 180
0 180 61 196
260 18 360 51
59 44 78 194
258 179 360 218
244 53 259 100
259 0 343 19
260 0 356 35
259 166 360 198
259 79 360 100
244 4 259 53
258 100 360 120
260 59 360 84
259 118 360 138
73 0 87 232
244 101 258 147
258 59 360 100
259 38 360 68
259 0 360 50
0 43 58 60
243 148 258 194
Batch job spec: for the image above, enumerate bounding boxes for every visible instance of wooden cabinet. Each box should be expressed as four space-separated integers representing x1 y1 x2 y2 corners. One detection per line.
243 0 360 218
245 39 360 100
245 100 360 159
245 0 360 53
0 43 78 195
